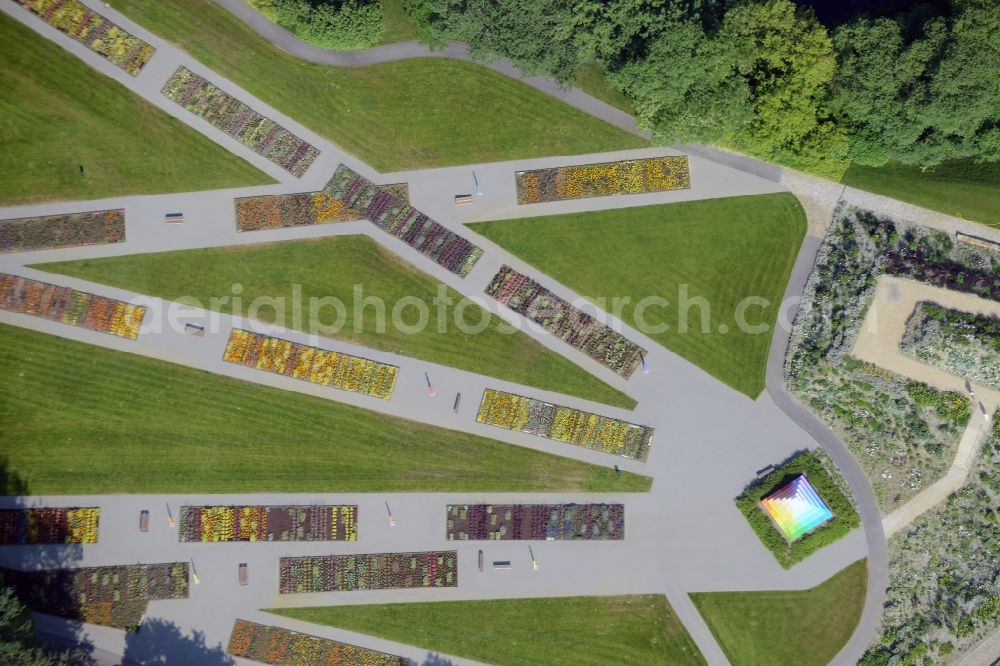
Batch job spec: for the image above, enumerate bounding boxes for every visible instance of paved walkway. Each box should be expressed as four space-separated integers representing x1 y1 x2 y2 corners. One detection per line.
0 2 905 665
851 275 999 536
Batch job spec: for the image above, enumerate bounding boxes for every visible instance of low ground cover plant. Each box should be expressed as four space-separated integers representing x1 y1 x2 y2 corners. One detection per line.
736 450 859 568
0 209 124 253
0 507 99 544
785 207 985 511
161 66 319 176
0 273 144 339
476 388 653 460
228 619 409 665
178 505 356 542
446 503 623 540
280 551 457 593
901 301 1000 391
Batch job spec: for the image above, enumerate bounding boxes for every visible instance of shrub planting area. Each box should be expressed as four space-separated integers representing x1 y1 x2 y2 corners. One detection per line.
0 507 99 544
228 619 409 666
476 389 653 460
0 209 124 253
901 301 1000 391
736 450 859 569
446 503 623 541
280 551 457 593
862 420 1000 664
515 156 690 204
785 207 985 512
178 505 356 542
0 273 144 339
486 265 645 378
324 165 484 277
2 562 188 631
161 66 319 176
14 0 154 75
269 595 706 665
223 329 398 400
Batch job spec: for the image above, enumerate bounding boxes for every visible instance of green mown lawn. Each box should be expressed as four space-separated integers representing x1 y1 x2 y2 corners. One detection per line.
35 235 633 408
841 159 1000 230
0 323 649 494
690 558 867 666
269 595 705 666
0 13 272 206
105 0 647 172
470 194 806 398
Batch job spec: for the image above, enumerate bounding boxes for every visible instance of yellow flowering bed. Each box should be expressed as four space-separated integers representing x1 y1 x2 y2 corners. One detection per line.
179 505 357 542
515 156 690 204
223 329 397 399
15 0 155 75
228 619 409 665
475 389 653 460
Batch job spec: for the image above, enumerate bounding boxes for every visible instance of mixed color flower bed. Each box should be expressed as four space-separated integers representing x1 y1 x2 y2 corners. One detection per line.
234 191 360 231
0 507 99 544
2 562 188 631
323 165 484 277
279 551 457 593
446 503 624 540
0 273 145 339
178 505 357 542
515 156 690 204
161 67 319 176
223 329 398 399
228 619 410 666
485 265 645 378
0 209 125 253
14 0 155 75
476 389 653 460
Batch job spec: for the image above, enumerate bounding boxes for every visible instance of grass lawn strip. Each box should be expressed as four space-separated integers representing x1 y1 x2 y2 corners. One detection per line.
105 0 647 171
161 66 319 177
690 559 867 666
0 209 124 253
736 450 859 569
228 619 409 665
471 194 806 397
35 235 634 409
0 323 650 494
268 595 706 666
0 13 274 206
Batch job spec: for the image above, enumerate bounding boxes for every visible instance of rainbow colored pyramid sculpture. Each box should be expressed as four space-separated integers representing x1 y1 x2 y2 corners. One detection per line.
760 474 833 542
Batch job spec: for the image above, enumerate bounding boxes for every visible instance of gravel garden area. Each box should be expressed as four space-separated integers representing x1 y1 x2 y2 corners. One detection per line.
900 301 1000 391
785 207 985 512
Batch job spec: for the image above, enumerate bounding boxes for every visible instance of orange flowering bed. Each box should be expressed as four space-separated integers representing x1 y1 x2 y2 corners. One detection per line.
235 191 361 231
516 156 690 203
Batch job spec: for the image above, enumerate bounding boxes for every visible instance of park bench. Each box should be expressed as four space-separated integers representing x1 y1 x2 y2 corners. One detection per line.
184 323 205 337
492 560 512 570
239 563 248 586
454 194 474 206
956 231 1000 253
139 509 149 532
165 212 184 224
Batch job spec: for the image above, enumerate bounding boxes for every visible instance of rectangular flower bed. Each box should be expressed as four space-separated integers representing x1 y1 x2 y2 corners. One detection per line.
485 265 645 378
323 165 484 277
0 507 99 544
161 67 319 177
0 209 125 253
234 191 360 231
178 505 357 542
228 619 410 666
223 329 397 399
0 273 145 339
2 562 188 631
447 504 624 540
14 0 155 75
476 389 653 460
279 551 457 593
515 156 690 204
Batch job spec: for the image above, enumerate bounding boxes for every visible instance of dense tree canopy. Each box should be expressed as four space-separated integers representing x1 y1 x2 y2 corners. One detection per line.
0 586 85 666
403 0 999 173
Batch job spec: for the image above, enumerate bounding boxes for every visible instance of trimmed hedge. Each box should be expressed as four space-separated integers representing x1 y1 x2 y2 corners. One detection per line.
736 450 860 569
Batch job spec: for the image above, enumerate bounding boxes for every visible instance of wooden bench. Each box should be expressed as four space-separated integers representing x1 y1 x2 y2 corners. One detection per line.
478 549 484 572
139 509 149 532
184 323 205 337
454 194 474 206
492 560 512 570
956 231 1000 253
239 563 248 586
165 212 184 224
